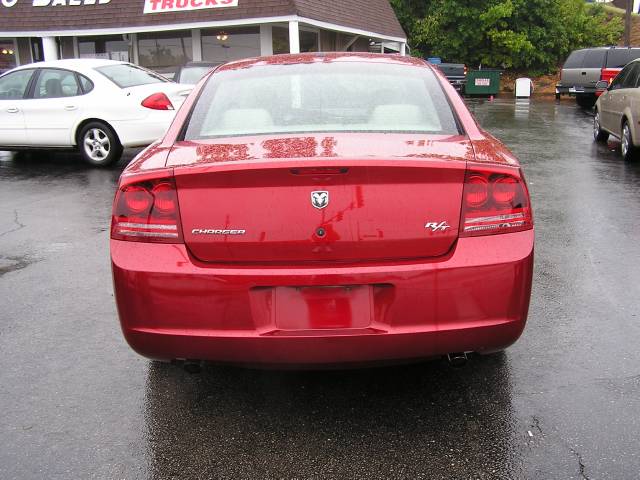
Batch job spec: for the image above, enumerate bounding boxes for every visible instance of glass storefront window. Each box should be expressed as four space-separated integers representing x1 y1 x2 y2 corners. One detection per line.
0 39 17 74
138 31 192 76
78 35 131 62
273 27 289 55
201 27 260 63
272 27 319 55
300 30 319 53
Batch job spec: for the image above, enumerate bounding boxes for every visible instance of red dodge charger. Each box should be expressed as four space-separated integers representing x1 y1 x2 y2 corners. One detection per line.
111 53 533 368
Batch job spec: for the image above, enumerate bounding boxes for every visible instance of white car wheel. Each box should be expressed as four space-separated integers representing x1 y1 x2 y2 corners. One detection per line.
78 122 123 167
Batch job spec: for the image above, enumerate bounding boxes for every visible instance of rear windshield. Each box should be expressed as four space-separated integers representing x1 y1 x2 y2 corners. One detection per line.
184 61 460 139
95 64 168 88
179 66 213 84
582 49 606 68
564 50 587 69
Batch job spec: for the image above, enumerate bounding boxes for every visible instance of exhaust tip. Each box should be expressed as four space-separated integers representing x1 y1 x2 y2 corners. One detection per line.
183 360 202 374
446 352 468 367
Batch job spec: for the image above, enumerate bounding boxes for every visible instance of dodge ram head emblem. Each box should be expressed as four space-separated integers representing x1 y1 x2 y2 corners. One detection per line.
311 191 329 209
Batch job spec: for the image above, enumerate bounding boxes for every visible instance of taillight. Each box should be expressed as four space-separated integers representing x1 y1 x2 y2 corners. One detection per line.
463 65 468 76
460 167 533 237
141 92 174 110
111 177 183 243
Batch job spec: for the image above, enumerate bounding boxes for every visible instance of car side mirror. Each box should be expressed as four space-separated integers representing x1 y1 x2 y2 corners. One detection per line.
595 80 610 90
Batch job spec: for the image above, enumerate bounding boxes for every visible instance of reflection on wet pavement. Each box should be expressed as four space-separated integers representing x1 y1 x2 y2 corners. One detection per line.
144 355 517 479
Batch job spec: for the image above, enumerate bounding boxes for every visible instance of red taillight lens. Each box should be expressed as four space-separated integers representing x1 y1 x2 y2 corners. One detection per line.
151 182 177 214
465 174 489 207
492 176 518 205
123 185 153 213
141 92 174 111
460 167 533 237
111 177 183 243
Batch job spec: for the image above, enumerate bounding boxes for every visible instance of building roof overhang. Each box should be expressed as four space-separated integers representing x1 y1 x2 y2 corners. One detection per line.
0 0 406 41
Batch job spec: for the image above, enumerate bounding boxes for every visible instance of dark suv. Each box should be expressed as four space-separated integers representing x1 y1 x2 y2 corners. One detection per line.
556 47 640 107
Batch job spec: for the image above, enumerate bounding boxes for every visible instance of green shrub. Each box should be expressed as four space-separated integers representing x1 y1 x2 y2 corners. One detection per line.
391 0 624 72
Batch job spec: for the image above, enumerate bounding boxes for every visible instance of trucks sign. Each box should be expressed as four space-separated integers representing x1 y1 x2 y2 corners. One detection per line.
143 0 237 13
0 0 237 10
1 0 110 7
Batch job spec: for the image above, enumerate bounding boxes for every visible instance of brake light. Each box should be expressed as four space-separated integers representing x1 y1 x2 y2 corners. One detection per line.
465 174 489 207
141 92 174 110
460 167 532 237
600 68 620 85
111 177 183 243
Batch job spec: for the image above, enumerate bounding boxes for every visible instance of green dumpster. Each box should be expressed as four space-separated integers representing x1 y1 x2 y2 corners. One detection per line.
465 70 501 96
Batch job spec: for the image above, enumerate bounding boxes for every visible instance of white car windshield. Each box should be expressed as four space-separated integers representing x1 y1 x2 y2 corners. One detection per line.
95 64 168 88
184 61 460 139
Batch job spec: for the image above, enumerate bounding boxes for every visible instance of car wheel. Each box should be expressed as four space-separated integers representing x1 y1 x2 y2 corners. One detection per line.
78 122 123 167
593 111 608 143
576 94 596 108
621 121 637 161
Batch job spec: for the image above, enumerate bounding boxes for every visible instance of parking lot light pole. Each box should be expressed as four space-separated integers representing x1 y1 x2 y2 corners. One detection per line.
626 0 632 47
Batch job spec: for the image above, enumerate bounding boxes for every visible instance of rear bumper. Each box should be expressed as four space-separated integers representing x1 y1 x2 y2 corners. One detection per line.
111 230 534 366
555 84 598 96
110 112 175 148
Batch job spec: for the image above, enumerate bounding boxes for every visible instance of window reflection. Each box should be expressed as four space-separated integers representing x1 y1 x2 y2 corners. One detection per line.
138 31 192 76
300 30 318 53
0 39 17 74
78 35 131 62
273 27 289 55
201 27 260 63
272 27 319 54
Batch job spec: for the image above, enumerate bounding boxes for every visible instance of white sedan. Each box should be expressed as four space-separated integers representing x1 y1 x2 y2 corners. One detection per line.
0 59 191 166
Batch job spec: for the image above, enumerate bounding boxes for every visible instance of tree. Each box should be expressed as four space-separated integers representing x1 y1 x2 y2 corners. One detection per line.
390 0 624 72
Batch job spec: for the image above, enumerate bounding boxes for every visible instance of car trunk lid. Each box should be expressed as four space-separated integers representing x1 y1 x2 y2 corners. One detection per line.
170 134 471 264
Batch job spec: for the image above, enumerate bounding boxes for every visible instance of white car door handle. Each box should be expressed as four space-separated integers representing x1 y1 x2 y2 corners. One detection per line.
6 107 19 113
64 105 78 111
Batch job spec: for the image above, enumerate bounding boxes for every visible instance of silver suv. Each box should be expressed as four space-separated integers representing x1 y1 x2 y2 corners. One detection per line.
557 47 640 107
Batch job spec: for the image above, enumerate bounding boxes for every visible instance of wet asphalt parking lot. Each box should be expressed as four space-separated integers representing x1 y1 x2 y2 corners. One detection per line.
1 98 640 479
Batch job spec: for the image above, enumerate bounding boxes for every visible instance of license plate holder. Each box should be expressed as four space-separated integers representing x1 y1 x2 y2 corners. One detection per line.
275 285 372 330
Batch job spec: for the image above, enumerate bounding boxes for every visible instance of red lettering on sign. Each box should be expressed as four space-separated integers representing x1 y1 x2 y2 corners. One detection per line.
190 0 202 6
205 0 217 6
147 0 162 10
220 0 233 3
175 0 187 7
161 0 173 9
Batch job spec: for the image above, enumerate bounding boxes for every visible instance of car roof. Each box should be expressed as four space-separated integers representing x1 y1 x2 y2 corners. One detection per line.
184 61 222 67
12 58 128 72
217 52 428 72
575 46 640 52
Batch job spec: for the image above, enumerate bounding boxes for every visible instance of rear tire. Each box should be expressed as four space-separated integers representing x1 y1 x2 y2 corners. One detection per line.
621 121 637 161
593 111 608 143
576 94 596 108
78 121 123 167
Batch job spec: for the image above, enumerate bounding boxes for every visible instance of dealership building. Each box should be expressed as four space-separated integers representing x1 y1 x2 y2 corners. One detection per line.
0 0 406 74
